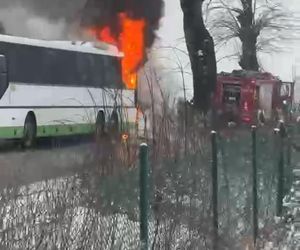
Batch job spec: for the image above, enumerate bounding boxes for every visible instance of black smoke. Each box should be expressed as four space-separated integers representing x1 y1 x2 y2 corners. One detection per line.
0 0 85 39
0 0 84 23
80 0 164 49
0 0 163 46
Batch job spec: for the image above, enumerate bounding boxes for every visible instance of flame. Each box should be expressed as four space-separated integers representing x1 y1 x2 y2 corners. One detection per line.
89 13 146 89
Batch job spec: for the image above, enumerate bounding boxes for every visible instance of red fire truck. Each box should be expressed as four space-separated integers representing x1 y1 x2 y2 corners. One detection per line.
213 70 295 125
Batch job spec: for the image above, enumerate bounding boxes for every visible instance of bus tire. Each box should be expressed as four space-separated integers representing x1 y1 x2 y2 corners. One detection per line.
95 111 105 139
22 112 37 148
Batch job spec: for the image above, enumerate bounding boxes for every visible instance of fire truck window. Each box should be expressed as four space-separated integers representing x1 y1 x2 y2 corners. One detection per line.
223 84 241 105
280 84 290 96
254 86 259 100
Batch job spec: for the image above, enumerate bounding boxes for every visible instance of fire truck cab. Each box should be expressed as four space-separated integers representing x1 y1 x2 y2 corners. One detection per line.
213 70 294 125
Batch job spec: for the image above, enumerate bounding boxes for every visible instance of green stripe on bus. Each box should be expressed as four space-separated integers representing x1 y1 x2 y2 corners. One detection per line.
0 127 24 139
0 122 137 139
37 124 95 137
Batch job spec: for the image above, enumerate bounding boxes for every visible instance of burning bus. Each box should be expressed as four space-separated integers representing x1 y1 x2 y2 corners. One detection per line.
213 70 295 125
0 34 144 147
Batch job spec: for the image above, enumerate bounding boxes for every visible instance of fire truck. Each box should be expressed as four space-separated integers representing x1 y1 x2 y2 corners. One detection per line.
213 70 295 125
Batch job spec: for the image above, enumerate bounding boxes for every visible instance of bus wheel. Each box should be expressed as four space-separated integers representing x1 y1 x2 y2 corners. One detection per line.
22 112 37 148
110 111 119 136
95 111 105 140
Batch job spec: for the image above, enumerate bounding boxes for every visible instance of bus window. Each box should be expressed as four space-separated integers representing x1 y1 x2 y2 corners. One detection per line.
0 55 8 98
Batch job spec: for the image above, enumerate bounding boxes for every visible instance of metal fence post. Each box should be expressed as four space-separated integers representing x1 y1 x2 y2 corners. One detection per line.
286 125 292 191
251 125 258 246
211 131 218 250
275 122 285 217
140 143 149 250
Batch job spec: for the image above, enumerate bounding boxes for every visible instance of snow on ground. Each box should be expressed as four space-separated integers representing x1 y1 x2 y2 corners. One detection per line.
0 125 299 249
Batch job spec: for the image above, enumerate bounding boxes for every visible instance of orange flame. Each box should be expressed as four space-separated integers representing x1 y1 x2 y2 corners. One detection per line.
89 13 146 89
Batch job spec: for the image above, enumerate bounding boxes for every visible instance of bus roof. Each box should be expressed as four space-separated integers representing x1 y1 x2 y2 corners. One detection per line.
0 34 123 58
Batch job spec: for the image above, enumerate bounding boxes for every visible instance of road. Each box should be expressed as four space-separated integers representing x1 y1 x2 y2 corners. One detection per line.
0 137 96 190
0 124 296 191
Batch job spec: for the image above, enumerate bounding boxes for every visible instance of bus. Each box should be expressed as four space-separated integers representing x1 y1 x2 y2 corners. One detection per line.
0 34 140 147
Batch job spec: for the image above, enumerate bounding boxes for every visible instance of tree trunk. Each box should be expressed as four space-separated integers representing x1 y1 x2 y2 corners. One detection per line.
239 35 259 71
238 0 259 71
180 0 217 113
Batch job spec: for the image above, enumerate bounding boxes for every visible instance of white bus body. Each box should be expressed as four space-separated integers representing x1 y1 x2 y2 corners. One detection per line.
0 34 138 141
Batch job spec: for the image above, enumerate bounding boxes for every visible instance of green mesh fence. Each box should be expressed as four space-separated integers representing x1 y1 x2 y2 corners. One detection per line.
0 168 141 250
149 123 300 249
0 123 299 249
150 149 213 249
218 129 278 243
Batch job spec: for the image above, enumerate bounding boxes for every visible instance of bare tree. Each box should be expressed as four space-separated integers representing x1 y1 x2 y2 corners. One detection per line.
207 0 298 70
180 0 217 113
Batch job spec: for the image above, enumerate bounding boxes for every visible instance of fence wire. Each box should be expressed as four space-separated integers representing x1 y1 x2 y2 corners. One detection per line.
0 122 299 249
0 169 141 250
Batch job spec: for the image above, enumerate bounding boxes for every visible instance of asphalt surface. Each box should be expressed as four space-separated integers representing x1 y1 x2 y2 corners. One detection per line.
0 136 96 190
0 124 296 191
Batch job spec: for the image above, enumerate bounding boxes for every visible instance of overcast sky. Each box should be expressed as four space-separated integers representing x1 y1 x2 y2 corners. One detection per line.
156 0 300 100
1 0 299 100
